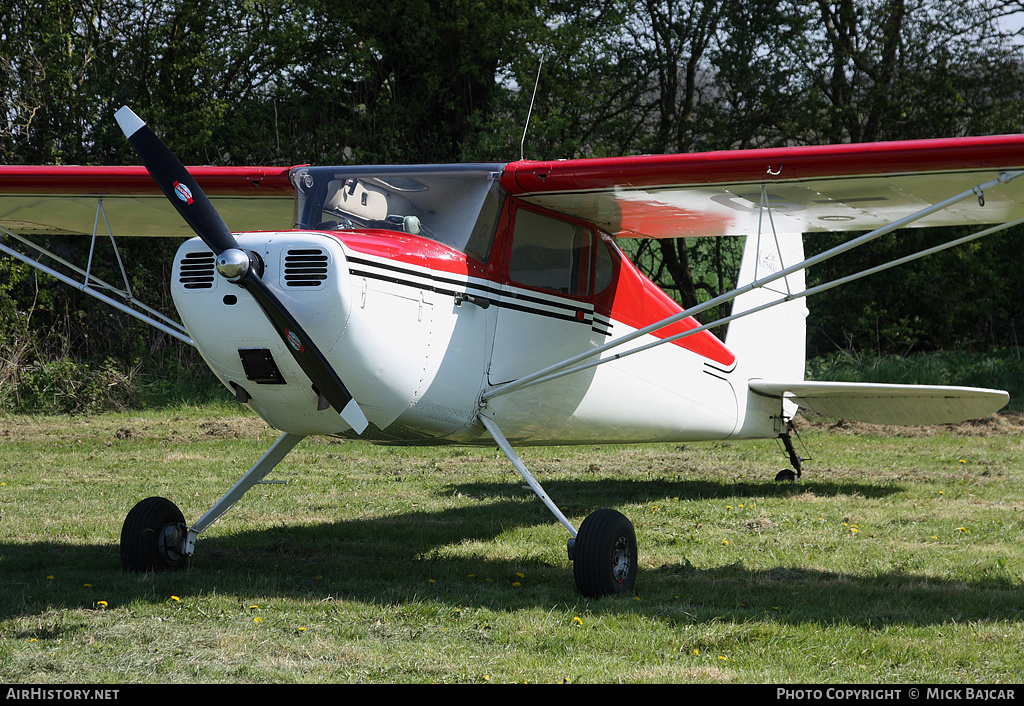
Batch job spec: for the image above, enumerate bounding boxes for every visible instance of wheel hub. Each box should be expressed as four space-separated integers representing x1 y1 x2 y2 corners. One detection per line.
610 536 632 583
158 523 186 566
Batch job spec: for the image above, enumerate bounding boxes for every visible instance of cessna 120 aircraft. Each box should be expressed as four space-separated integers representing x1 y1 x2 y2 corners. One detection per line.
2 106 1024 597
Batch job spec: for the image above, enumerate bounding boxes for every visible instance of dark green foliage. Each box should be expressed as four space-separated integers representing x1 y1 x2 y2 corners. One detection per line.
3 0 1024 412
806 226 1024 356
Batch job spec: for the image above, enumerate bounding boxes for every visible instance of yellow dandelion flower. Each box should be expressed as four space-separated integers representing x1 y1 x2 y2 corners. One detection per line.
512 581 521 587
96 600 108 608
84 583 92 588
722 539 730 545
572 616 583 626
516 572 525 578
693 648 700 655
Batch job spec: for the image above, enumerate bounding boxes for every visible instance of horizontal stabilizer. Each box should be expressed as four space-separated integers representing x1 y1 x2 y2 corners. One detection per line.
749 380 1008 425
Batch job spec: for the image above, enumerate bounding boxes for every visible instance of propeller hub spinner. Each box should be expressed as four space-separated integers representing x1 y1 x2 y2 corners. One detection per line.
216 248 251 281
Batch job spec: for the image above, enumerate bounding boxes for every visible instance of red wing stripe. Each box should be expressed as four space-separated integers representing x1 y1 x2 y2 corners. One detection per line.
501 135 1024 195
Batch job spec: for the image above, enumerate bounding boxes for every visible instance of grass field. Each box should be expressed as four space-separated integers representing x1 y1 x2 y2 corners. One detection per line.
1 405 1023 684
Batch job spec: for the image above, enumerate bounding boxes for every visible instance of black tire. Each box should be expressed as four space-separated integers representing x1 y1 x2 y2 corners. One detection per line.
120 496 188 572
572 509 637 597
775 469 798 482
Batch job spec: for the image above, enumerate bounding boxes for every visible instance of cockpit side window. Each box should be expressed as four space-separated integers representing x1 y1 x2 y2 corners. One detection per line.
508 208 592 296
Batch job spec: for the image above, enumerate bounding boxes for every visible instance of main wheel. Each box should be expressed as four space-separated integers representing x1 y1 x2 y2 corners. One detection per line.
572 509 637 597
120 496 188 572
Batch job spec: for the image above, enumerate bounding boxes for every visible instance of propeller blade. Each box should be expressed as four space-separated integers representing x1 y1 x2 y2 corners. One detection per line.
115 106 368 434
114 106 237 255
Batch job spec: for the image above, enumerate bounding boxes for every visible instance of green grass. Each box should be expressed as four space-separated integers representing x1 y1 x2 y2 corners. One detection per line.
1 405 1023 683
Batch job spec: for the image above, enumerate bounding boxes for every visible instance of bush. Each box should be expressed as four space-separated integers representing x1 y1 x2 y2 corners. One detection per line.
7 357 140 414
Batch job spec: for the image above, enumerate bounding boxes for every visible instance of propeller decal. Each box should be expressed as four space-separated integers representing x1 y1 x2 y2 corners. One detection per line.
173 181 194 205
286 330 304 353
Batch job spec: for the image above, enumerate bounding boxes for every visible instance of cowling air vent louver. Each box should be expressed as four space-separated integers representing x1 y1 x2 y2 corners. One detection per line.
178 251 216 289
284 248 329 287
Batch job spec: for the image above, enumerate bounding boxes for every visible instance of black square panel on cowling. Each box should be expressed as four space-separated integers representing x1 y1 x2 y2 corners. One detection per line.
238 348 286 384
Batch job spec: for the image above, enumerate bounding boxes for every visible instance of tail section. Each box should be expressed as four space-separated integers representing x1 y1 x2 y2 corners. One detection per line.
725 230 808 382
725 232 1009 434
725 230 808 437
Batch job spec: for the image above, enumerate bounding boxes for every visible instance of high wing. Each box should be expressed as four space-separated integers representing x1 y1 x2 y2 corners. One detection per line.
0 165 295 236
500 135 1024 238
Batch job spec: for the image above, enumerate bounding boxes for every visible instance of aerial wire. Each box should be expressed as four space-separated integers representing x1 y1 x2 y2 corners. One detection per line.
520 52 544 161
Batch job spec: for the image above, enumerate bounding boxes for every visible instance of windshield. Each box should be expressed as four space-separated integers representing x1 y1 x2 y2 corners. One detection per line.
291 164 506 263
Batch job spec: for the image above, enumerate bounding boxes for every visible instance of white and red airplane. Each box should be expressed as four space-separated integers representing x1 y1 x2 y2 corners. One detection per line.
2 106 1024 597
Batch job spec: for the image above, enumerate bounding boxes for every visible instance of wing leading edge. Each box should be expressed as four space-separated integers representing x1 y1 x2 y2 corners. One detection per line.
500 135 1024 239
750 380 1009 426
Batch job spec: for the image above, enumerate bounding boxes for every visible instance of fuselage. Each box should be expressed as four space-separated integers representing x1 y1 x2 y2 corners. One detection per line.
171 166 786 446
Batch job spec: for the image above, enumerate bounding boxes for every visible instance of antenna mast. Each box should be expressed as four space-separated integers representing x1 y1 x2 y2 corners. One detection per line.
520 53 544 161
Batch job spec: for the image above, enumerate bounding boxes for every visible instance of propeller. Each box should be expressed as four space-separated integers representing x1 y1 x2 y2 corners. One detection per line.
115 106 368 434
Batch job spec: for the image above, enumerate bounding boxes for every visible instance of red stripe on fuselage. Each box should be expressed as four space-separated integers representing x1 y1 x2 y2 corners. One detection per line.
603 251 735 368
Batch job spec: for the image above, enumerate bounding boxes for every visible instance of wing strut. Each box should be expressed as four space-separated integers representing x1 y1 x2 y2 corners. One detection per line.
481 170 1024 400
0 210 194 346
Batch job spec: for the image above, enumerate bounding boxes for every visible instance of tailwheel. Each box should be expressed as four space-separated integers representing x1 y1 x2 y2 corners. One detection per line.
572 509 637 597
120 496 189 572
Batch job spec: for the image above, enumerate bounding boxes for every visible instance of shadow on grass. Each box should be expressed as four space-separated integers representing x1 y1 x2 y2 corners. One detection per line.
1 476 1018 629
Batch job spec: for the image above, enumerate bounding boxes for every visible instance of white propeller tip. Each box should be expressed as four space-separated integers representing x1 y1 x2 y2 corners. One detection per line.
341 399 369 435
114 106 145 138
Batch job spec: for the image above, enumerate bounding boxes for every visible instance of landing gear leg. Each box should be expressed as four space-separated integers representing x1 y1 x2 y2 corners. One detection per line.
480 416 637 597
120 432 306 571
774 420 804 482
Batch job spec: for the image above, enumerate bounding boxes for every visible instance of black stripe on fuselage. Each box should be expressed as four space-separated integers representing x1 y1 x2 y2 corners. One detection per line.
347 255 608 333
